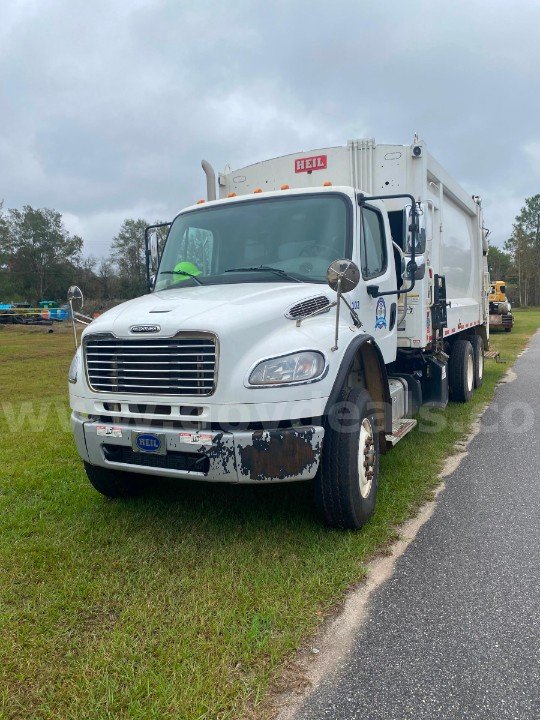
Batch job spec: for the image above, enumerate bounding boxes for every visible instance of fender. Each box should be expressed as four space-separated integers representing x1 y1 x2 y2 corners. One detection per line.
325 334 392 435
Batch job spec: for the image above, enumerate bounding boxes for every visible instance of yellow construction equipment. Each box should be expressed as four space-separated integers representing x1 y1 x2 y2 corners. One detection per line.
489 281 514 332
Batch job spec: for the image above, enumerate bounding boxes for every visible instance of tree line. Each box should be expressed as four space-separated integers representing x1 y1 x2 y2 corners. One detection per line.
495 194 540 307
1 195 539 307
0 204 156 306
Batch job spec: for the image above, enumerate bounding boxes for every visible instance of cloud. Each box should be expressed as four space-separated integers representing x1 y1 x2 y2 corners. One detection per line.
1 0 539 257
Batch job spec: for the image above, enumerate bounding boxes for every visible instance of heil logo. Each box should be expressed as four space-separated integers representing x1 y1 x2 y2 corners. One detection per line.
135 434 162 453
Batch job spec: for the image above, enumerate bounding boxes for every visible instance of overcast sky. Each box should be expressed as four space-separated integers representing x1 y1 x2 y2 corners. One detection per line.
1 0 539 259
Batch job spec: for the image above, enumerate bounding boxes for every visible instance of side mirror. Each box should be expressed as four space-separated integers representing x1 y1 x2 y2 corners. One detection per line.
404 203 426 256
67 285 86 349
326 260 361 350
326 259 360 293
149 230 159 271
67 285 84 310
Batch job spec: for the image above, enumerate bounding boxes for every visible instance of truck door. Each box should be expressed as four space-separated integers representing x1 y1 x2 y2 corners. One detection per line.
352 203 398 363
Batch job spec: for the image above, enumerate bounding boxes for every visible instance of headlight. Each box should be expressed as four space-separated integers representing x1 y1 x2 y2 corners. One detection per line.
249 351 325 386
68 350 80 384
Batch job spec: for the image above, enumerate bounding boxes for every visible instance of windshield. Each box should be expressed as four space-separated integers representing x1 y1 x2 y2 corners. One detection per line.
155 193 350 290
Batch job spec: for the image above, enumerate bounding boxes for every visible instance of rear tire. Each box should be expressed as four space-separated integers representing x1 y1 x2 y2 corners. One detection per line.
448 338 474 403
471 334 484 389
84 462 140 498
314 387 379 530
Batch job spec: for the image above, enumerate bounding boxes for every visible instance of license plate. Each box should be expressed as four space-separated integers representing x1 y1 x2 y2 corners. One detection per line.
131 431 166 455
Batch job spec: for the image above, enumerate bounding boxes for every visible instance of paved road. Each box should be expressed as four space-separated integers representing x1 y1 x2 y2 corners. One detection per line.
297 332 540 720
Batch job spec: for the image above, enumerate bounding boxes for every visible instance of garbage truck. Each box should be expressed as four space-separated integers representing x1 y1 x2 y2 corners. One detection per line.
68 136 490 529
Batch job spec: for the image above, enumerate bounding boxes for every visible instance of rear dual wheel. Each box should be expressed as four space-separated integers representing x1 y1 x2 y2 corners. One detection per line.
471 334 484 389
449 336 483 402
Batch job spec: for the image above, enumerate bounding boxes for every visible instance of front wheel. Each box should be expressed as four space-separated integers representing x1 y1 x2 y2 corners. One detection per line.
84 462 141 498
314 387 379 530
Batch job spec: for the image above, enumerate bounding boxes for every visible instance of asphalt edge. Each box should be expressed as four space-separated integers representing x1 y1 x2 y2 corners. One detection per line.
267 353 528 720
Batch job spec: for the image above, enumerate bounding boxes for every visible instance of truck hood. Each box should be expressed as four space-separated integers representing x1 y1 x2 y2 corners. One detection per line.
85 283 333 338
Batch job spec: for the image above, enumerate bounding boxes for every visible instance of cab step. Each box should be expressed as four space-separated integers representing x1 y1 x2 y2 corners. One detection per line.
385 418 417 447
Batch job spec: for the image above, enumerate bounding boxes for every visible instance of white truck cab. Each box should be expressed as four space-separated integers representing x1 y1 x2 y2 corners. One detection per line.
69 136 489 529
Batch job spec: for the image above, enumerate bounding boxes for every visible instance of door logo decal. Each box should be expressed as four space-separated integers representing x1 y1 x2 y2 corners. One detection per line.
375 298 387 329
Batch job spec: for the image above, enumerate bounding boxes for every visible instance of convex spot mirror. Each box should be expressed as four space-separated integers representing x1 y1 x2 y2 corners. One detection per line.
67 285 84 310
326 259 360 293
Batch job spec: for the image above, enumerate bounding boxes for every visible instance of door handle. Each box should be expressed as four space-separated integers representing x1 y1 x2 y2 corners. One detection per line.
389 302 397 330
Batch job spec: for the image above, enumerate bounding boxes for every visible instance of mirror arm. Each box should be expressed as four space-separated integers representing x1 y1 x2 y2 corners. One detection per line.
332 278 342 351
69 298 78 348
340 295 362 327
358 192 418 298
67 285 85 349
144 226 151 290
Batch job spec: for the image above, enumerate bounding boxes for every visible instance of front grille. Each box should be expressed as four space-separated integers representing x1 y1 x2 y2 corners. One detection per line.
84 333 217 396
102 444 209 473
286 295 331 319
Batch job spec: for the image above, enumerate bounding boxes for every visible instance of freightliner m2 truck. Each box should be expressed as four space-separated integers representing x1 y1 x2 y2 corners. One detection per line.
69 137 490 529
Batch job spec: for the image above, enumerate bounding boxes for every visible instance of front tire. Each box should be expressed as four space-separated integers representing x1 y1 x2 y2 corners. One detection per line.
449 338 474 402
84 462 140 498
314 387 379 530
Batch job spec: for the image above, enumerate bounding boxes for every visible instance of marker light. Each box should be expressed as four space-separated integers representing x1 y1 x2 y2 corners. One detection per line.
253 188 263 193
196 199 205 204
227 192 237 198
323 181 332 186
281 184 290 190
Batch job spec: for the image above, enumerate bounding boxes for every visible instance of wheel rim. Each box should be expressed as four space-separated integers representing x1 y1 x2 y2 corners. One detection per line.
358 418 375 498
467 352 474 391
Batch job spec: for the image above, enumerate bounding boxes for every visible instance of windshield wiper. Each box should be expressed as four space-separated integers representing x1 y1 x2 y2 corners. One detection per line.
159 270 203 285
224 266 302 283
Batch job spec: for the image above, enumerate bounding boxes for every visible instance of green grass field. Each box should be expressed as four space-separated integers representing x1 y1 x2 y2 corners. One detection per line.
1 310 539 720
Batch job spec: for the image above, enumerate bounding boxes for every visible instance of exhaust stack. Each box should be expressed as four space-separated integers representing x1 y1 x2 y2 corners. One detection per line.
201 160 216 201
